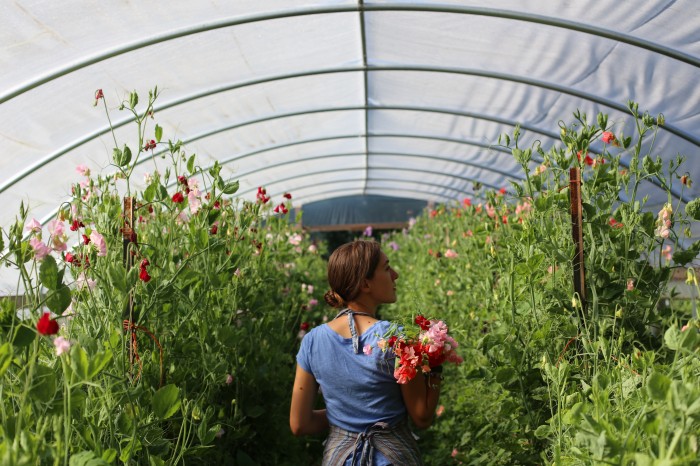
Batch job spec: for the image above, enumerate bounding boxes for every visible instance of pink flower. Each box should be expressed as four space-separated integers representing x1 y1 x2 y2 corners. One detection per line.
363 344 373 355
436 405 445 417
601 131 616 144
308 298 318 308
288 233 303 246
377 339 387 351
48 220 68 251
363 226 373 237
29 238 52 260
452 449 459 458
25 218 42 234
388 241 399 251
662 245 672 262
188 190 202 214
76 165 90 177
54 336 71 356
89 231 107 256
681 324 690 332
626 279 635 291
225 374 234 385
444 249 458 259
76 272 97 290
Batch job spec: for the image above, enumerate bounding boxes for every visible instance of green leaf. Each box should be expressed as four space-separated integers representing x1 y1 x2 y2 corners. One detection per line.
534 424 551 439
152 384 181 419
101 449 117 464
71 345 90 381
143 184 156 203
29 364 56 402
107 264 127 294
89 349 113 379
187 155 196 174
12 324 36 348
0 342 12 378
155 125 163 143
46 285 71 315
121 145 132 167
672 240 700 266
222 181 239 195
39 255 60 290
647 372 671 401
112 148 123 166
69 450 109 466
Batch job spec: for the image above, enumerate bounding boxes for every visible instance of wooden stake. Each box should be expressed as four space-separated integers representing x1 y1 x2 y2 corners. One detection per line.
122 197 136 372
569 168 586 312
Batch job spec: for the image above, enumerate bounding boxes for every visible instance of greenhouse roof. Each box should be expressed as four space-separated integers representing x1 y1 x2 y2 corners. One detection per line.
1 1 699 231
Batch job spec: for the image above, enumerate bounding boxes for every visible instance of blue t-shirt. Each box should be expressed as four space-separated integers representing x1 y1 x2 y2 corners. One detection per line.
296 320 407 433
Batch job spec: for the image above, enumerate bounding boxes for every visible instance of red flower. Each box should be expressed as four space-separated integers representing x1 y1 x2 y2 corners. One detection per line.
387 336 398 347
499 187 507 195
681 175 692 187
82 234 90 245
210 225 218 235
37 312 59 336
415 315 431 331
462 198 471 207
177 175 187 185
143 140 157 151
70 219 85 231
584 155 594 166
140 258 150 268
139 268 151 283
256 187 270 204
602 131 616 144
283 192 292 199
609 218 624 228
502 215 508 224
429 210 438 218
274 203 288 214
213 200 221 209
172 192 184 203
93 89 104 106
300 322 310 331
65 252 76 264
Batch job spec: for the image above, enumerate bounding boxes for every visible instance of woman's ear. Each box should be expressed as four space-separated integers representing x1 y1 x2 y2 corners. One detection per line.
359 278 371 292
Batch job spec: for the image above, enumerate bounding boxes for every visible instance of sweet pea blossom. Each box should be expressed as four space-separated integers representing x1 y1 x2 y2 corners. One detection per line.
363 226 373 237
47 220 68 252
89 230 107 256
363 344 373 355
54 336 72 356
654 203 673 238
25 218 42 233
388 241 399 251
288 233 303 246
444 249 458 259
29 238 52 260
225 374 234 385
626 279 635 291
36 312 59 335
601 131 616 144
76 165 90 177
76 272 97 290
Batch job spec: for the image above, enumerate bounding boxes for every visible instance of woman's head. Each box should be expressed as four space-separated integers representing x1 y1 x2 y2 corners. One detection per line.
324 240 382 308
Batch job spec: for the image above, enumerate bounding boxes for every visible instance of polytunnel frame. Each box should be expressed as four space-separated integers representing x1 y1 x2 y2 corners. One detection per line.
3 2 698 227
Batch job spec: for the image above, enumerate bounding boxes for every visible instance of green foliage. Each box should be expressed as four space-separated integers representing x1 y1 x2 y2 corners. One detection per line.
0 88 329 465
381 103 700 463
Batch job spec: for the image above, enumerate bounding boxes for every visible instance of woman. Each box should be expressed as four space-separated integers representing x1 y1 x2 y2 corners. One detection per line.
290 240 443 465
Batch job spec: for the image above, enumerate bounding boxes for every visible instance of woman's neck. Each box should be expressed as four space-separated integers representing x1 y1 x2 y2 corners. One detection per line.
345 300 377 317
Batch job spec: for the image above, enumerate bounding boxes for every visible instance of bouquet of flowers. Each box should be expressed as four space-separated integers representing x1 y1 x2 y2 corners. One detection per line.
376 314 463 384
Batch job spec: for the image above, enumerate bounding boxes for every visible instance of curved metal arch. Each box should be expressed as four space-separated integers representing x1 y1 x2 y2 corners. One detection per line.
258 176 475 206
164 150 524 191
3 3 696 105
288 183 474 207
235 165 504 199
4 63 696 199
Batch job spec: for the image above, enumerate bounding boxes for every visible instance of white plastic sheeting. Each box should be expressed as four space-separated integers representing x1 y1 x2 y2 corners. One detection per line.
1 1 699 228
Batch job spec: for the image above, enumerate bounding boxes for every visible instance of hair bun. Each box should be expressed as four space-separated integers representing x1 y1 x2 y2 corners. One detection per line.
324 290 345 308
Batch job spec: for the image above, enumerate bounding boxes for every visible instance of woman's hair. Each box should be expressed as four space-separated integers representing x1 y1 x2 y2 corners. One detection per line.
324 240 382 308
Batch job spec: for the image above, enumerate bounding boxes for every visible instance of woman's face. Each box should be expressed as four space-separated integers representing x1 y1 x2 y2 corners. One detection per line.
365 251 399 304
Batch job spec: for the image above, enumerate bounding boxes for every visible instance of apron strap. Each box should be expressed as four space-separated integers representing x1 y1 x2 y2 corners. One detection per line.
334 308 372 354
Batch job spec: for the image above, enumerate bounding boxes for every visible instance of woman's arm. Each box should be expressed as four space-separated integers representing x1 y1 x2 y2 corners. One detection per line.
289 364 329 436
399 371 442 429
